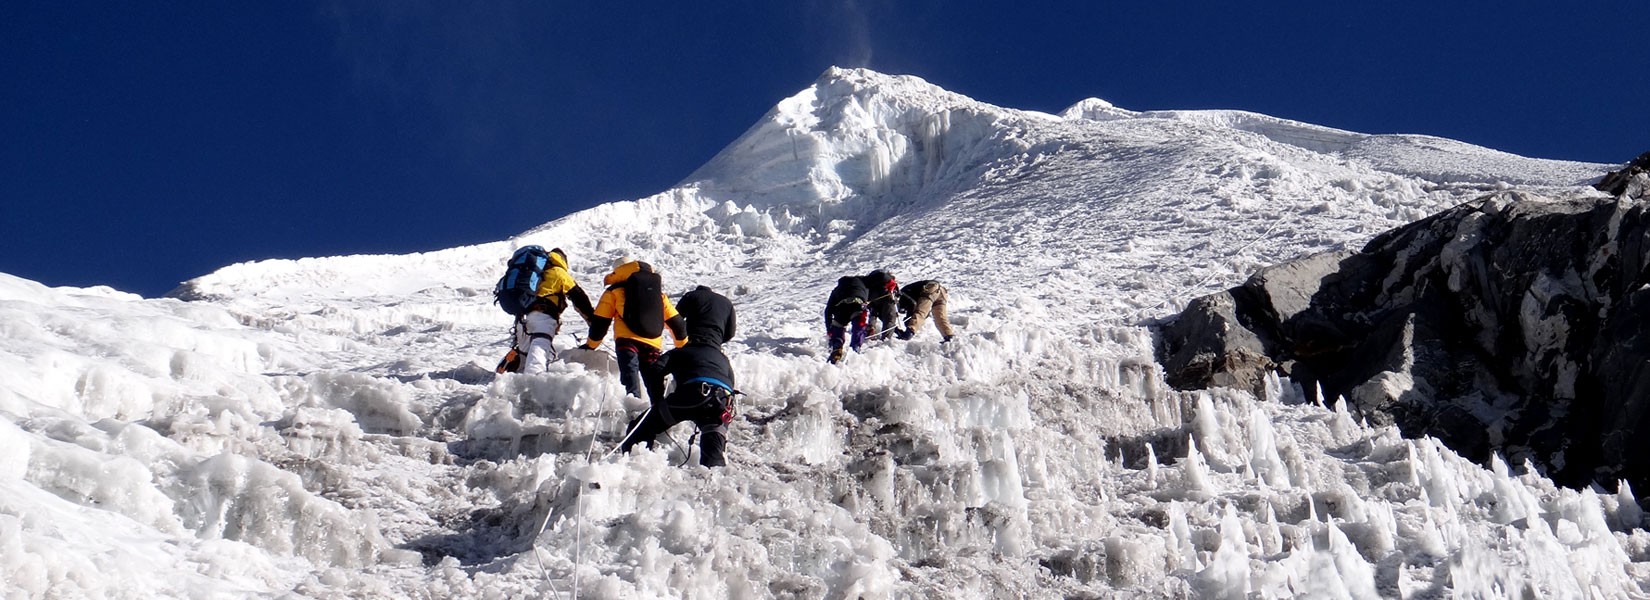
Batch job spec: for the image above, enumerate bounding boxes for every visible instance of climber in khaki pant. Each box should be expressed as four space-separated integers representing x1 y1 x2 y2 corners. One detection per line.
896 280 956 342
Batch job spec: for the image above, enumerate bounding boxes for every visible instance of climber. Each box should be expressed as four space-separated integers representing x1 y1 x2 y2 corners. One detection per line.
861 269 899 340
676 285 737 346
824 275 870 364
895 279 956 342
582 256 686 402
623 285 739 467
495 246 595 374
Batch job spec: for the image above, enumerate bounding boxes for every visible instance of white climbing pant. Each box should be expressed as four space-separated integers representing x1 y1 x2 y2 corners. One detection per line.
515 312 560 374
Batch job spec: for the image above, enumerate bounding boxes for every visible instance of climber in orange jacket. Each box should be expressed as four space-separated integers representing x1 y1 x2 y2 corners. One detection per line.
583 256 687 403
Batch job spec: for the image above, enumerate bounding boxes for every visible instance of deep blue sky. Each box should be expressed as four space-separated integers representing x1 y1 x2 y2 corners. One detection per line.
3 2 1644 297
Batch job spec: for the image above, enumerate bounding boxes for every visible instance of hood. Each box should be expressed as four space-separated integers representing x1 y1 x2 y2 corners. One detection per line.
603 260 649 286
548 248 569 271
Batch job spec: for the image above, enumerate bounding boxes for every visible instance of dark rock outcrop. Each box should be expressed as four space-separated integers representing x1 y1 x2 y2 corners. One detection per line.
1595 151 1650 197
1157 174 1650 491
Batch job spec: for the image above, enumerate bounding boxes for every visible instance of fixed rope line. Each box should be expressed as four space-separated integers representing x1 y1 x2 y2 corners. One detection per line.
533 381 623 600
529 504 565 600
1142 215 1287 318
603 406 652 460
569 389 634 598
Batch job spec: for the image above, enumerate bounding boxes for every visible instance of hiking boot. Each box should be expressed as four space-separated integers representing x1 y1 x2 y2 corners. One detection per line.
828 347 845 364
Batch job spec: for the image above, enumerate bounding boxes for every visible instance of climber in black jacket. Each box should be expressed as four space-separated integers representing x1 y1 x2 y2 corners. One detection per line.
676 285 736 346
622 286 739 467
824 275 870 364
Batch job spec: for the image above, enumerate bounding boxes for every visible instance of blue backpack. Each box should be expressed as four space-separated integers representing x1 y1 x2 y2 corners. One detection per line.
494 245 551 316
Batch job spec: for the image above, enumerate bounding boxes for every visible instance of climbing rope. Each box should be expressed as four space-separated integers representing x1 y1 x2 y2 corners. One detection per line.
533 372 704 597
1141 215 1288 318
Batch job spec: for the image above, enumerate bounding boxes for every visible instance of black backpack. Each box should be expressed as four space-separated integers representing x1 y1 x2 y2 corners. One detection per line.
826 276 870 326
494 246 551 316
620 264 665 338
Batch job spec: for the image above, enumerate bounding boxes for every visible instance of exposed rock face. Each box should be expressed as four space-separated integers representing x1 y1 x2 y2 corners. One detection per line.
1157 177 1650 491
1595 151 1650 197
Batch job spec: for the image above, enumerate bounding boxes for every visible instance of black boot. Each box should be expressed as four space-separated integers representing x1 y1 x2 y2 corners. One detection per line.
699 429 727 467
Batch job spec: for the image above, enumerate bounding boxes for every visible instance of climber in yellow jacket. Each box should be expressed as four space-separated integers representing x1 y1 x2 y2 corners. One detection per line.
498 247 595 375
583 256 687 402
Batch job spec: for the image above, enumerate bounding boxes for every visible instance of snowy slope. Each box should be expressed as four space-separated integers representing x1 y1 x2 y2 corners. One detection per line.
4 68 1644 598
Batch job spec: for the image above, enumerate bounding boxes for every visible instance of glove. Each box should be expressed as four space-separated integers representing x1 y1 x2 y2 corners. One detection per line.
583 339 601 350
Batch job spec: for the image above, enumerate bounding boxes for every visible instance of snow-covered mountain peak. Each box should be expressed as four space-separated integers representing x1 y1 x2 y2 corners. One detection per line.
687 67 1604 247
779 67 990 128
1059 97 1138 122
13 67 1645 598
684 67 1046 220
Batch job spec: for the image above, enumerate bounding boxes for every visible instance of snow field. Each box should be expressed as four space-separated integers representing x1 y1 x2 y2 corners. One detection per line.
2 68 1642 598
